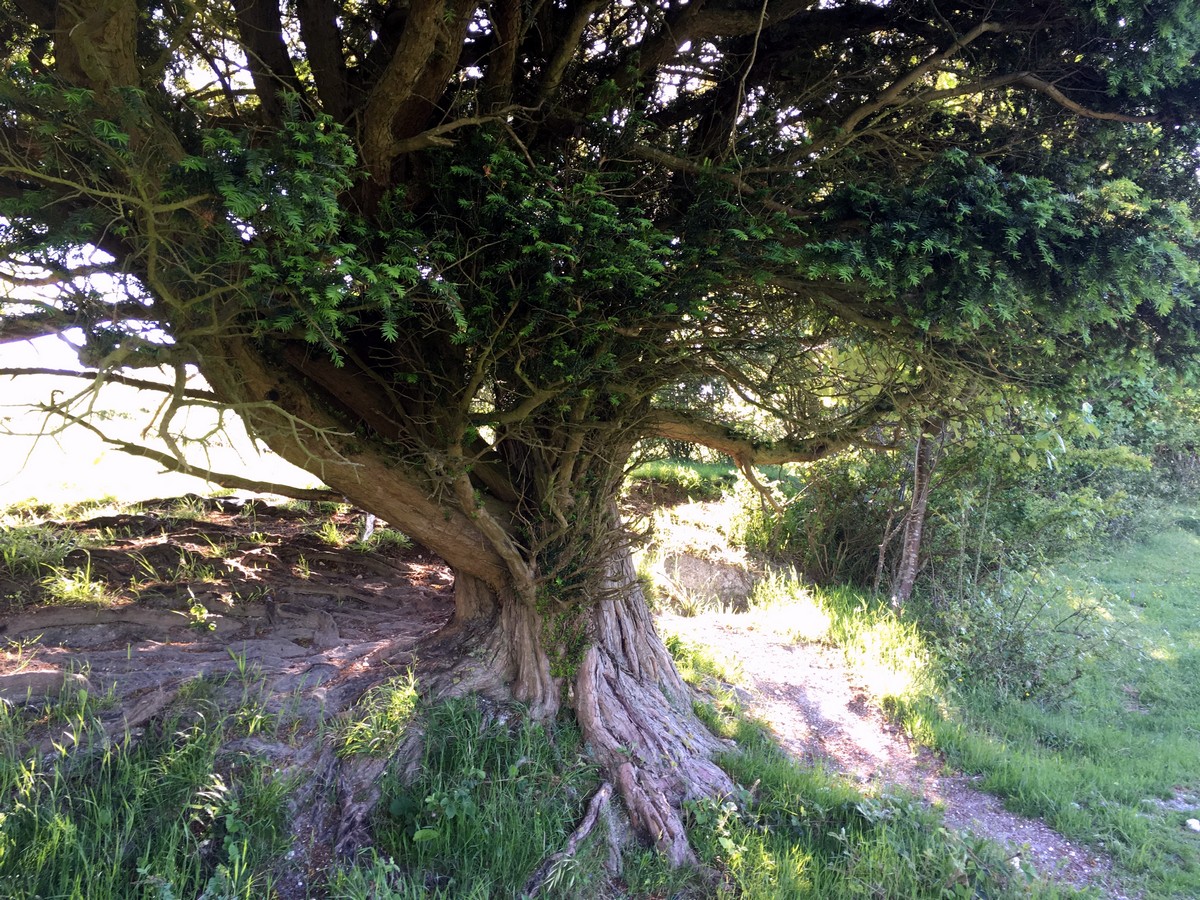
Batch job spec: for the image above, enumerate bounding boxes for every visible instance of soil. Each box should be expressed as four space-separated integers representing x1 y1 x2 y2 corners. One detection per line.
0 496 1132 896
1 496 456 896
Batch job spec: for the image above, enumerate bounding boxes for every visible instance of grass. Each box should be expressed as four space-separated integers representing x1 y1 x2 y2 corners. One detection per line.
628 458 738 501
0 679 292 899
911 510 1200 899
38 556 120 606
0 524 78 581
337 670 420 758
333 698 609 898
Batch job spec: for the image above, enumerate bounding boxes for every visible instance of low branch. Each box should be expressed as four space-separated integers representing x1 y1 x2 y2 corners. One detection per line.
648 403 907 468
1012 73 1162 124
392 112 522 154
0 301 155 345
645 408 859 465
0 312 76 344
0 367 217 400
37 408 340 502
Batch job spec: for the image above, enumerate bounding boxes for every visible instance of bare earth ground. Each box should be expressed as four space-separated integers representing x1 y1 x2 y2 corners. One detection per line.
661 611 1132 898
0 498 1129 896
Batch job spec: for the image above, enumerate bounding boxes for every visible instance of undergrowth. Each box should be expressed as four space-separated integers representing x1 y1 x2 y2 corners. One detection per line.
333 698 608 898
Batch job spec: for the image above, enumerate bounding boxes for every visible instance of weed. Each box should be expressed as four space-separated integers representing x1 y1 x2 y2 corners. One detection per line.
0 524 76 580
351 527 412 553
313 518 347 547
178 590 218 631
39 556 119 606
338 671 420 758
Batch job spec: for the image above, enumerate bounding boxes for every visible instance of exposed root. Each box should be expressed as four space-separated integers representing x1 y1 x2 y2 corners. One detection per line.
574 552 735 866
523 781 613 897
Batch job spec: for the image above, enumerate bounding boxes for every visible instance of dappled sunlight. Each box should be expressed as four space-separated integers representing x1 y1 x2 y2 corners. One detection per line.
1149 646 1177 662
748 596 833 645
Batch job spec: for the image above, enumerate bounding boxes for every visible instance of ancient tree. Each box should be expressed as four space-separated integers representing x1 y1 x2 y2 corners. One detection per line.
3 0 1200 861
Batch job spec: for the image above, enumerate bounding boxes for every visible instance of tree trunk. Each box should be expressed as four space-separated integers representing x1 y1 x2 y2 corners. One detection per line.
407 548 734 866
574 546 734 866
890 420 943 608
194 338 735 863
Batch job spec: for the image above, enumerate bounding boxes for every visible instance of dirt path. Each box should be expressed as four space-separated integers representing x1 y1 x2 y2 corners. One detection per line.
660 611 1133 898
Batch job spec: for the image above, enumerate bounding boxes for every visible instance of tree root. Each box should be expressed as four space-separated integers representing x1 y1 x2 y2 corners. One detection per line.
523 781 614 897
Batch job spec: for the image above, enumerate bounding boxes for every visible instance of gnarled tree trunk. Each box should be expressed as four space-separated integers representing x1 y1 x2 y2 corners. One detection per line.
423 547 734 865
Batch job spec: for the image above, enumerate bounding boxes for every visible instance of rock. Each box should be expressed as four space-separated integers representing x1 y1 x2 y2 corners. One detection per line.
0 670 92 705
1186 818 1200 832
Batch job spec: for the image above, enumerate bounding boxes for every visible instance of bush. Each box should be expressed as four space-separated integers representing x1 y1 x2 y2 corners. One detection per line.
910 570 1114 704
734 453 898 586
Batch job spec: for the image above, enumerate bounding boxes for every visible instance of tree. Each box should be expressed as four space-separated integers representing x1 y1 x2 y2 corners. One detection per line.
2 0 1200 863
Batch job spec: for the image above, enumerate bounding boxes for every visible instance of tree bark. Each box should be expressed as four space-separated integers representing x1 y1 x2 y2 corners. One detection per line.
573 546 734 865
890 420 943 608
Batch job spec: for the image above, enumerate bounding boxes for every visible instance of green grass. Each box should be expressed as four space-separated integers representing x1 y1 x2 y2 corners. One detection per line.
0 524 78 581
334 698 609 898
337 670 420 758
913 511 1200 899
628 458 738 500
0 681 292 899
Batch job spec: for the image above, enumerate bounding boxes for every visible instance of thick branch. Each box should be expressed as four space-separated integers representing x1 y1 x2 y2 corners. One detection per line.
231 0 305 123
296 0 351 121
645 408 860 464
0 301 156 345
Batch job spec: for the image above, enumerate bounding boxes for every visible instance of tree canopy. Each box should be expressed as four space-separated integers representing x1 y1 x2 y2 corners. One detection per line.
3 0 1200 864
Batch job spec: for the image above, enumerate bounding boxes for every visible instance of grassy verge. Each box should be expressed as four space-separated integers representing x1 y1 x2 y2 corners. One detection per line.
919 511 1200 899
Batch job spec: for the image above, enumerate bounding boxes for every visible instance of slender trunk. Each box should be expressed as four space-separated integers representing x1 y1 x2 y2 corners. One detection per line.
891 420 943 608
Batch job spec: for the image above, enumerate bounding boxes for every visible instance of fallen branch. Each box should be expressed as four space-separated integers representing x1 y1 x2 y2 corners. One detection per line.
523 781 613 897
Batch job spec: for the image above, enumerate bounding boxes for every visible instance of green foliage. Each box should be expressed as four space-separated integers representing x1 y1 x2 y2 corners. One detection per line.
913 573 1113 705
735 455 895 586
0 525 77 582
338 671 420 758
